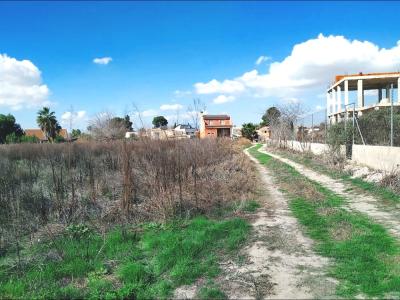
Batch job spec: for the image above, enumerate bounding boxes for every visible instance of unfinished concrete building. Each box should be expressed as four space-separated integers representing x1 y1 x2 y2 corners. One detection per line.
327 72 400 124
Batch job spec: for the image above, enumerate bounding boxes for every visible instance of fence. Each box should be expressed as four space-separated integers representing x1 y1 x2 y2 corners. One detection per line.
294 105 400 148
295 108 328 144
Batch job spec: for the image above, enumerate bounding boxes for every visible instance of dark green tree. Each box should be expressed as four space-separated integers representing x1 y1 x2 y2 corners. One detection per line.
241 123 258 141
124 115 133 131
110 115 133 131
0 114 24 144
152 116 168 128
261 107 281 126
36 107 61 142
71 129 82 138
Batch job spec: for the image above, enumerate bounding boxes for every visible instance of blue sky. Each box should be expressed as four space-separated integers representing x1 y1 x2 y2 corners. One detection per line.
1 1 400 129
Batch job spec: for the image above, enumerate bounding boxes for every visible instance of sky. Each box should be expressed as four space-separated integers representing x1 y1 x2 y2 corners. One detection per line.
1 1 400 130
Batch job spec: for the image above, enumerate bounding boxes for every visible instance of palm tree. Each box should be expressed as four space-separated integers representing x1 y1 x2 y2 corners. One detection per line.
36 107 60 142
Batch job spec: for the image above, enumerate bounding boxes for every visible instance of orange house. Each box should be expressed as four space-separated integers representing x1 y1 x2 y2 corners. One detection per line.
200 114 233 138
25 129 69 142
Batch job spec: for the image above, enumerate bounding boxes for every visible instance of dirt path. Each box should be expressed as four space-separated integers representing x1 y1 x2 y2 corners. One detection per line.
259 145 400 240
213 149 337 299
174 148 337 299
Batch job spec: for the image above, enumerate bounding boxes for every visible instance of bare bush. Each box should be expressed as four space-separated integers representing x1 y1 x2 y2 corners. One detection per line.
88 112 127 141
0 138 257 255
269 103 303 148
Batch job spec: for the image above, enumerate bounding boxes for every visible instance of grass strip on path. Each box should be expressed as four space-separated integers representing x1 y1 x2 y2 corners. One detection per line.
248 144 400 298
270 147 400 204
0 216 250 299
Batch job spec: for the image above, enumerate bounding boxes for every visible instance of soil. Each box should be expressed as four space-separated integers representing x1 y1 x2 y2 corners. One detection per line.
174 148 338 299
259 146 400 240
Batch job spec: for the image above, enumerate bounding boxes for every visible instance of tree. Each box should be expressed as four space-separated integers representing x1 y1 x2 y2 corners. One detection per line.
88 112 127 141
124 115 133 131
241 123 258 141
152 116 168 128
0 114 24 144
110 115 133 131
188 98 206 130
71 129 82 139
36 107 61 142
261 107 281 126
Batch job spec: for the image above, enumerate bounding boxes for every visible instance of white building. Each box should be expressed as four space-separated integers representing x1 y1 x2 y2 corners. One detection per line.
174 124 196 138
327 72 400 124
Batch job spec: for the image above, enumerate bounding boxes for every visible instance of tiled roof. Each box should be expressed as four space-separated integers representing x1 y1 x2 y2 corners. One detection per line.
25 129 69 141
202 114 230 120
25 129 47 140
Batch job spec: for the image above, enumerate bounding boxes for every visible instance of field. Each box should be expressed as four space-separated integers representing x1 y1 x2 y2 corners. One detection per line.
0 139 258 299
3 139 400 299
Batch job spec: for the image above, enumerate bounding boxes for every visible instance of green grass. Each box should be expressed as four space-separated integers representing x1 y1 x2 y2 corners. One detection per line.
0 217 250 299
272 148 400 204
249 145 400 298
241 200 261 213
197 283 227 299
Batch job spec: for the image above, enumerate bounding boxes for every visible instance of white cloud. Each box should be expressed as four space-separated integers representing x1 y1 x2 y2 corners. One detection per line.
194 34 400 101
93 57 112 65
173 90 192 97
0 54 50 110
255 55 271 65
194 79 245 95
213 95 235 104
142 109 158 117
61 110 87 127
160 103 184 111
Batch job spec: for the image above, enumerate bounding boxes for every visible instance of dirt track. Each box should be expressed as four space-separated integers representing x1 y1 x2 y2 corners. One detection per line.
259 146 400 240
174 147 337 299
217 149 337 299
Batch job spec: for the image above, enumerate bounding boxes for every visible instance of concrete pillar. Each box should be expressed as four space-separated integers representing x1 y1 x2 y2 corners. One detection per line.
357 79 364 108
378 89 382 103
331 88 336 115
344 80 349 107
326 92 331 115
337 86 342 113
398 77 400 103
386 85 390 101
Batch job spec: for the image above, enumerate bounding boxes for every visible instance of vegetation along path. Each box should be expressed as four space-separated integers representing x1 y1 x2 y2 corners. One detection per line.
258 145 400 240
248 144 400 298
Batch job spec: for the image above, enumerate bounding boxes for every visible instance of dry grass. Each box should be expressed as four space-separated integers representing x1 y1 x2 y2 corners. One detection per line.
0 138 258 255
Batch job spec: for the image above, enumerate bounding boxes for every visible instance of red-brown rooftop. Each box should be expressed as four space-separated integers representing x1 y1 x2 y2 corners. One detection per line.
202 114 231 120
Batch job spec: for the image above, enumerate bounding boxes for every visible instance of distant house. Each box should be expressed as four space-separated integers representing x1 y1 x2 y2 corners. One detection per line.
25 129 69 142
140 127 190 140
232 126 242 139
125 131 137 139
200 114 233 138
174 124 196 138
256 126 271 142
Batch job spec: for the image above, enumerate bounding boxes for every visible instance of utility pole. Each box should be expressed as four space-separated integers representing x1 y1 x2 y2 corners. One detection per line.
391 83 394 147
311 113 314 143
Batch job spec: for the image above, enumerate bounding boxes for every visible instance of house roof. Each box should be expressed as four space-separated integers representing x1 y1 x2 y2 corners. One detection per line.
202 114 230 120
25 129 47 140
25 129 69 141
175 124 193 129
328 72 400 91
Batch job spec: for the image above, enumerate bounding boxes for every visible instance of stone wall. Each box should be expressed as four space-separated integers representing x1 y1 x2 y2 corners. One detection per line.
351 145 400 172
278 140 400 172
